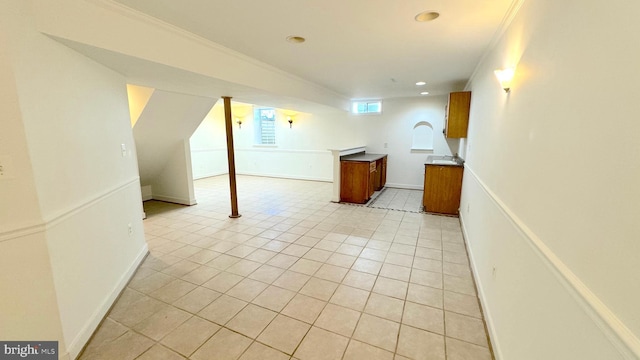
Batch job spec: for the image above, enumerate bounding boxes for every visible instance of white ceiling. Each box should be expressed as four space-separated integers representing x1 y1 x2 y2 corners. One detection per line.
112 0 515 100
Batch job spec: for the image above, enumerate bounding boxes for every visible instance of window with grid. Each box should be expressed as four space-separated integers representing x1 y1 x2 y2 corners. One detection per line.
352 100 382 114
254 108 276 145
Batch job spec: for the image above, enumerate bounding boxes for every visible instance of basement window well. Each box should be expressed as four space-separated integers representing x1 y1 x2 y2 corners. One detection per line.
352 100 382 114
254 108 276 145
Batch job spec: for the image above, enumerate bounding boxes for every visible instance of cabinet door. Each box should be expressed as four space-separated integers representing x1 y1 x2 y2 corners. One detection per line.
340 161 370 204
445 91 471 138
423 165 464 215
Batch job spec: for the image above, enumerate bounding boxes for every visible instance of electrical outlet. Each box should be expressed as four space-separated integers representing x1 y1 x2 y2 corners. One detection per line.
128 223 133 236
121 144 127 157
384 142 388 148
492 266 497 279
467 203 470 213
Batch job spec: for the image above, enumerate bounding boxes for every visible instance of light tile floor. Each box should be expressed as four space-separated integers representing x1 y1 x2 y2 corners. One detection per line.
368 188 424 213
80 175 493 360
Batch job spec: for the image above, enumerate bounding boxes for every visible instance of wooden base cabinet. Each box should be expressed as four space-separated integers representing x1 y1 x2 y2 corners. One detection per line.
423 165 463 215
340 154 387 204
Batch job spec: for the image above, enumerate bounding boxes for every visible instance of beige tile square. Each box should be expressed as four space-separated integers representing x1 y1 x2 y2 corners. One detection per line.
273 270 311 291
181 265 221 285
314 264 349 282
293 326 349 360
239 342 289 360
172 286 220 314
226 245 258 258
389 243 415 255
281 294 326 324
262 240 289 252
267 253 299 269
129 272 174 294
384 253 413 267
396 324 445 360
257 314 311 355
443 261 471 277
133 306 191 340
329 285 369 311
202 271 244 293
366 240 391 251
84 331 154 360
359 248 387 262
187 249 221 265
136 344 185 360
402 302 444 334
296 235 322 247
343 340 393 360
443 250 468 264
290 258 323 275
251 285 296 311
410 269 443 289
299 277 339 301
364 293 404 322
336 243 363 256
342 270 377 291
314 303 360 337
406 283 443 309
412 258 442 273
325 253 357 268
198 294 247 325
373 277 408 299
379 263 411 282
446 337 492 360
445 311 488 347
443 274 476 295
282 244 311 257
352 313 399 352
83 318 127 353
245 249 278 263
247 264 285 284
109 293 167 327
352 258 382 275
226 259 263 277
160 316 220 356
162 260 201 278
324 232 348 242
226 278 269 301
206 254 242 270
149 279 197 303
302 248 333 262
444 291 482 318
226 304 277 338
191 328 252 360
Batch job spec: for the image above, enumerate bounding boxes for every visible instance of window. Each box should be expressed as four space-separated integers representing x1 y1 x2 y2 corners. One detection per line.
352 100 382 114
254 108 276 145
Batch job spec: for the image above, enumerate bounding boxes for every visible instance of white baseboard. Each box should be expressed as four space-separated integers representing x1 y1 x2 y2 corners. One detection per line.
237 171 332 183
152 194 197 206
193 170 227 180
66 244 148 359
384 183 423 190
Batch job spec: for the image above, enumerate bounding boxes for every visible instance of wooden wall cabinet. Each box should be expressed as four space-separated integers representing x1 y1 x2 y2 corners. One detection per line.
423 164 464 215
340 154 387 204
444 91 471 138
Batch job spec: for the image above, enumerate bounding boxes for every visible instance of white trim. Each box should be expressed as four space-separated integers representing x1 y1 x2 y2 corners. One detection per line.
193 170 228 180
66 245 149 360
238 148 330 155
152 194 197 206
44 178 141 228
0 178 141 242
462 165 640 359
465 0 526 91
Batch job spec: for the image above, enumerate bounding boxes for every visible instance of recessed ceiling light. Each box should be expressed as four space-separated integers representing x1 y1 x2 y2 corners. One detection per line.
415 11 440 22
286 36 306 44
416 81 426 86
420 91 429 95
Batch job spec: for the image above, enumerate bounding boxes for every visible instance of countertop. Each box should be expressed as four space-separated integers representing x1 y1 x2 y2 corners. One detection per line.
341 153 387 162
425 155 464 167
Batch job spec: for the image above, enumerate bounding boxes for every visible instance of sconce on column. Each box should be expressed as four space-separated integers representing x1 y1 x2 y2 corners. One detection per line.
236 117 242 129
494 67 515 93
287 116 294 128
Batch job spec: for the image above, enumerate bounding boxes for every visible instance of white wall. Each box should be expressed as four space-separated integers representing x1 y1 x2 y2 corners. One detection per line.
190 101 361 182
1 2 148 359
152 140 197 205
361 96 453 189
460 0 640 358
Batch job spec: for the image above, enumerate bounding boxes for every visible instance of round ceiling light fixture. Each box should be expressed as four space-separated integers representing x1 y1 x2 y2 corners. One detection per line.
416 81 426 86
415 11 440 22
420 91 430 95
286 36 306 44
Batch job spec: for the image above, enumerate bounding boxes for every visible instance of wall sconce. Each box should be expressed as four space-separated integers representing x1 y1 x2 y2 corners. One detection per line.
494 67 515 93
287 116 294 128
236 117 242 129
